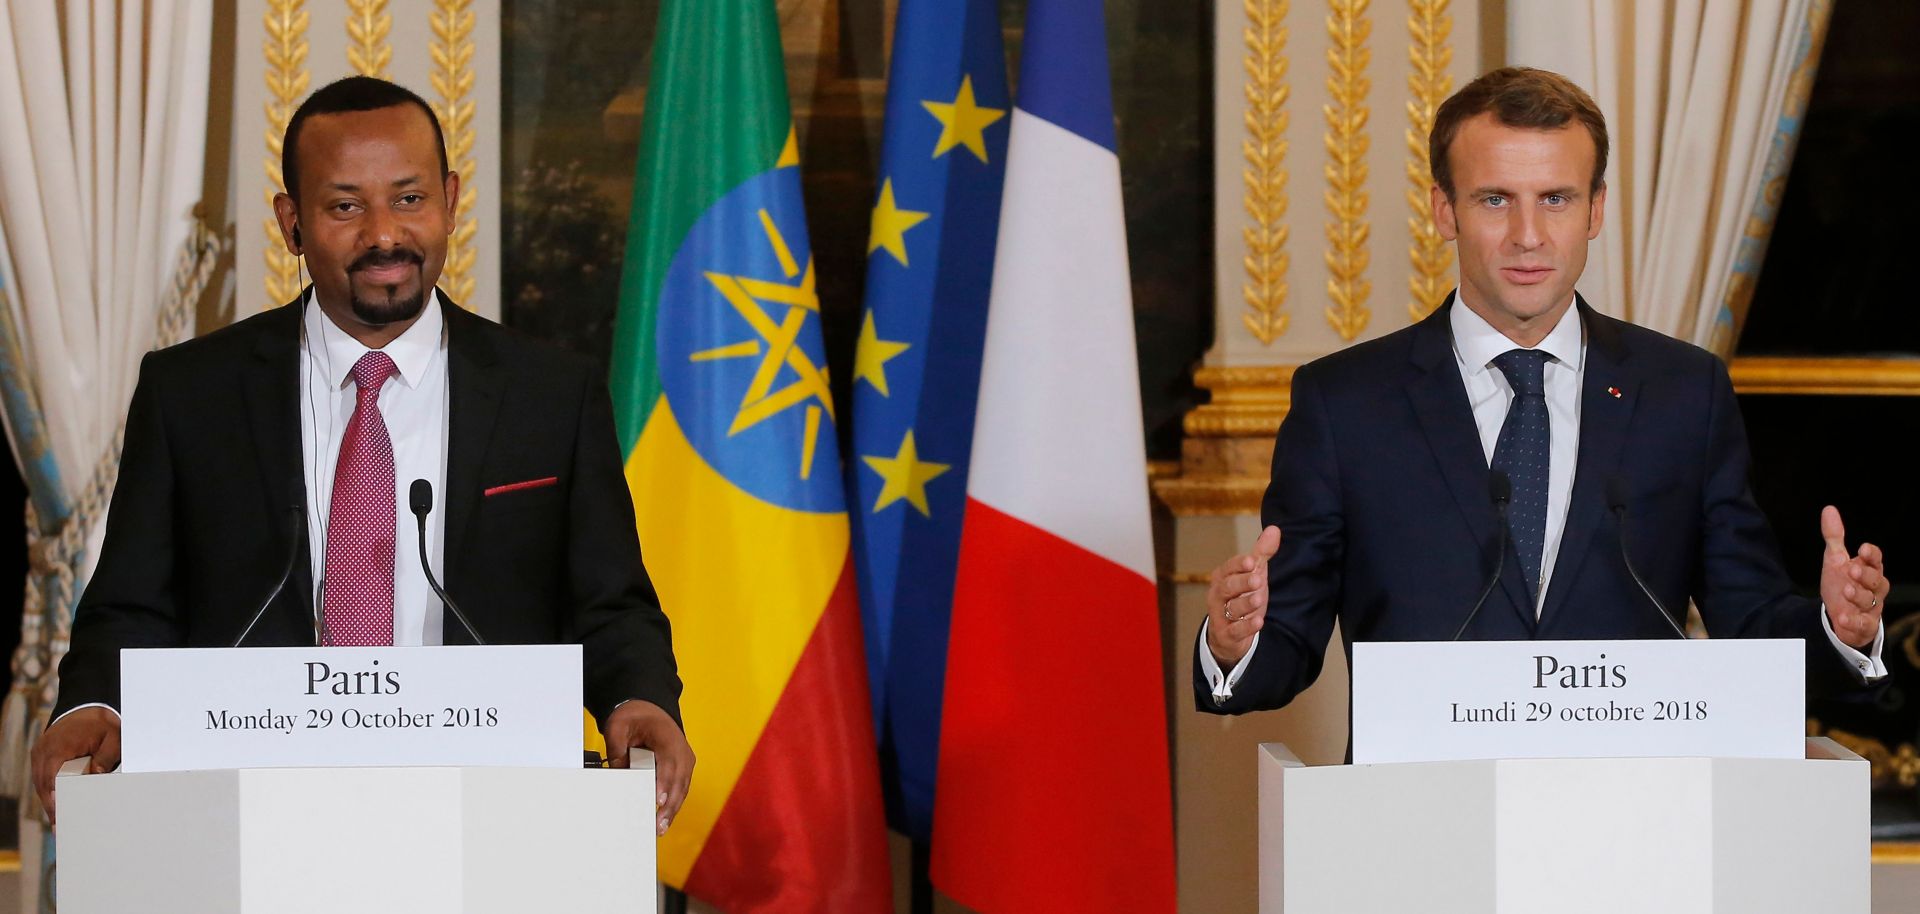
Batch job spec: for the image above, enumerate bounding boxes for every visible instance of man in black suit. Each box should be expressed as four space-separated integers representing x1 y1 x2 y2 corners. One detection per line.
1198 67 1889 714
32 77 693 833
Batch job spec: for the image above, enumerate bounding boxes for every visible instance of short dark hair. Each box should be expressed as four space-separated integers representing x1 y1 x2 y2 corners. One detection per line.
1429 67 1609 200
281 76 448 202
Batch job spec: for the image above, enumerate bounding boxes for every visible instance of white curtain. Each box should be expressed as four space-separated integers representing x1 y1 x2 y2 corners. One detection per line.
1509 0 1833 354
0 2 218 906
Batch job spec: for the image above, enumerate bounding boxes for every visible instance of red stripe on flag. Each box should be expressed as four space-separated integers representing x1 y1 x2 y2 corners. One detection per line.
684 555 893 913
933 498 1174 913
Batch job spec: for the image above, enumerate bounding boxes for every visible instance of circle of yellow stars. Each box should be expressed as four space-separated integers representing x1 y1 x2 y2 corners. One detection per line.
857 75 1004 517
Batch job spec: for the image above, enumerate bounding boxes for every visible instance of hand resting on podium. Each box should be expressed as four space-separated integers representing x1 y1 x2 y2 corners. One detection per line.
601 698 695 835
31 705 119 825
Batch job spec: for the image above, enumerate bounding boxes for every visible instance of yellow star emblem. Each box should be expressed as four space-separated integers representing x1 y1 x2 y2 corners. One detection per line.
867 179 929 267
922 75 1006 163
854 310 911 397
862 430 951 517
687 208 834 480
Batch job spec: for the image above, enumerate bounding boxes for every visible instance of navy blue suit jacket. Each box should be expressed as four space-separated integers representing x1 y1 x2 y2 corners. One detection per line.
1197 294 1862 713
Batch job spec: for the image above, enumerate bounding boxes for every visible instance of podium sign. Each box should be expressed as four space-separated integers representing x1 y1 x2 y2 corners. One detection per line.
1350 639 1803 765
120 645 582 772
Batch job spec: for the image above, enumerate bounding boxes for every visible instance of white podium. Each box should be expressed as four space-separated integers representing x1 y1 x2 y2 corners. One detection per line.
56 756 658 914
1258 737 1868 913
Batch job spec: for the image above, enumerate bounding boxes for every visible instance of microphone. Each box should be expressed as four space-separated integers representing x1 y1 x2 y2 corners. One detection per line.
409 479 487 645
1607 476 1688 639
1451 471 1512 641
234 484 308 647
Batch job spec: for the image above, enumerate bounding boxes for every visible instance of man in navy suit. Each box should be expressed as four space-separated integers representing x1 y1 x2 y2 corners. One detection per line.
1197 67 1888 714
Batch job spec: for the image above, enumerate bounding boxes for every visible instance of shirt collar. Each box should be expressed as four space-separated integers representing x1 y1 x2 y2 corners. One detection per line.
1450 292 1584 377
303 288 445 390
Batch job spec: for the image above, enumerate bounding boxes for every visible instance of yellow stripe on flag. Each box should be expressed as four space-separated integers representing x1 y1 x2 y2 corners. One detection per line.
626 399 849 886
583 708 606 758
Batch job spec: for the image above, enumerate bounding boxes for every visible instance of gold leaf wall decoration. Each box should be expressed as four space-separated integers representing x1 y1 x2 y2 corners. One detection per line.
346 0 393 79
1322 0 1372 342
262 0 309 307
1405 0 1454 322
431 0 479 305
1241 0 1292 345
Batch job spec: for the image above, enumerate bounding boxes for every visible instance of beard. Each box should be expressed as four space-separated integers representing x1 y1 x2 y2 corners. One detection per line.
347 248 428 325
350 286 426 325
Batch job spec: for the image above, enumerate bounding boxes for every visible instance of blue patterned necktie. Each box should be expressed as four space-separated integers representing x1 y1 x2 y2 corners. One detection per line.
1490 349 1552 605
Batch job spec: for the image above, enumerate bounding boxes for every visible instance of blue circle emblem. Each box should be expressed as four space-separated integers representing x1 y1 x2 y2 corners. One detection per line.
656 167 845 513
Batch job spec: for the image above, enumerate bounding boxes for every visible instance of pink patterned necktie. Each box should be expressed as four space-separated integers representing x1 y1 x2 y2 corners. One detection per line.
322 350 399 646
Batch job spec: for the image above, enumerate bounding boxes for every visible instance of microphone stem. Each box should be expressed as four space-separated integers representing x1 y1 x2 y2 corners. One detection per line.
1452 503 1509 641
415 512 486 645
1615 507 1689 639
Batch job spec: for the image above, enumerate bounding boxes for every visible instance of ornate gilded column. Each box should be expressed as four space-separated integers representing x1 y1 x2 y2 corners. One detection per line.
233 0 502 319
1157 2 1484 910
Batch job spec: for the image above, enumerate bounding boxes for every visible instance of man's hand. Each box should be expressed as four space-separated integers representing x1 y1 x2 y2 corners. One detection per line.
1205 525 1282 669
30 706 121 825
603 700 694 836
1818 506 1887 650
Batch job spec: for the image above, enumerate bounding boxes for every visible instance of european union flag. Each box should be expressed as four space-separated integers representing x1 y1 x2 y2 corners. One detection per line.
847 0 1009 841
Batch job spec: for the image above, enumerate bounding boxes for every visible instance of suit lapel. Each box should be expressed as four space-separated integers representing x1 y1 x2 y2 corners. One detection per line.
441 295 504 636
244 295 316 638
1539 300 1639 630
1405 294 1535 633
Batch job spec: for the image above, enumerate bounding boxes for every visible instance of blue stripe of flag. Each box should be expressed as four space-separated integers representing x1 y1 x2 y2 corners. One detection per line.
847 0 1010 841
1013 0 1116 152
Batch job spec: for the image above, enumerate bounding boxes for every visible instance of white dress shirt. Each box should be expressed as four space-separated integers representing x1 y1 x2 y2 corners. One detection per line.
301 290 450 646
1201 297 1885 702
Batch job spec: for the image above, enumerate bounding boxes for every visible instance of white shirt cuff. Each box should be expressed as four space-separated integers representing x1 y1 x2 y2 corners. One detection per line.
50 702 120 727
1818 604 1887 680
1197 617 1259 704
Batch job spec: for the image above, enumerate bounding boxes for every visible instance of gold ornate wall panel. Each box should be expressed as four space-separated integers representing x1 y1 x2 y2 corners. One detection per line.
1183 0 1480 517
261 0 310 309
1240 0 1293 345
233 0 502 319
1729 357 1920 397
1322 0 1372 342
430 0 479 306
345 0 393 78
1405 0 1454 322
1212 0 1477 368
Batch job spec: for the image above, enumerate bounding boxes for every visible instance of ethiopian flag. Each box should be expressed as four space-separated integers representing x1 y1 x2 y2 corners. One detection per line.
610 2 892 910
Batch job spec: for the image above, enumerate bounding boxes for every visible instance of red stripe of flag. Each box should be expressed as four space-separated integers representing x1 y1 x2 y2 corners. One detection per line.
685 557 892 912
933 498 1175 913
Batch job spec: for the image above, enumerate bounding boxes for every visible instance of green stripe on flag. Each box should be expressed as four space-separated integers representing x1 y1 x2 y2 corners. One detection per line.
611 0 795 451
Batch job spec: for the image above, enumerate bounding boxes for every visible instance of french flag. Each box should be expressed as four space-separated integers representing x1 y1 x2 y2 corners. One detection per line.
930 1 1176 911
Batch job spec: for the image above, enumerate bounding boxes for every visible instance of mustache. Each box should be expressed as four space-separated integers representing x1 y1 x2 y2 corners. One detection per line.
348 248 423 273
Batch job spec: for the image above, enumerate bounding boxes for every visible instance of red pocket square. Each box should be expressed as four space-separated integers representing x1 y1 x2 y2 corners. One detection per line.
484 476 558 497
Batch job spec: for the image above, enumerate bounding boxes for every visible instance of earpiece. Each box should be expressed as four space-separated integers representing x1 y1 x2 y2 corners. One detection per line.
292 224 303 248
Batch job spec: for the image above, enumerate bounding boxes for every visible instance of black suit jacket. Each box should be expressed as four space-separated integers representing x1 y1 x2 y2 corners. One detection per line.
54 293 680 725
1197 294 1863 713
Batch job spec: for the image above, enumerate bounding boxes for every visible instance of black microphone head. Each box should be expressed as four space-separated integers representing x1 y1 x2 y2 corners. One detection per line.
409 479 434 518
1606 475 1629 513
1487 470 1511 506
